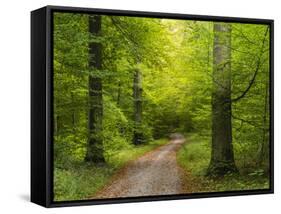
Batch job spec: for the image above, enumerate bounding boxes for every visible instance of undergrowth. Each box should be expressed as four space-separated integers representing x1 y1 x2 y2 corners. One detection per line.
177 133 270 193
54 139 168 201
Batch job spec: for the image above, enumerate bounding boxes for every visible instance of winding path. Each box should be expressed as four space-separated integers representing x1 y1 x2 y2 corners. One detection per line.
93 137 186 199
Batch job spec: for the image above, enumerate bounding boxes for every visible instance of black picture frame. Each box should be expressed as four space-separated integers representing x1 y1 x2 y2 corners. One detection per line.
31 5 274 208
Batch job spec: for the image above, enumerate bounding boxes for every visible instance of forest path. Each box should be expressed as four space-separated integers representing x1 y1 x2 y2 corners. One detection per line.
93 136 187 199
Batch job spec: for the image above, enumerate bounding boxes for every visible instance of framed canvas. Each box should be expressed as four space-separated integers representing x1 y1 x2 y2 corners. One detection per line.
31 5 274 207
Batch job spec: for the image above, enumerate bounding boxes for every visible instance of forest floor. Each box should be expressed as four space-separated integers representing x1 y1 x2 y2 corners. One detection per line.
92 137 195 199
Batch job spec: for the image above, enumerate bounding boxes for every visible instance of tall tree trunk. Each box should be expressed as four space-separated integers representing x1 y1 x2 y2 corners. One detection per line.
207 23 237 176
85 15 105 163
133 66 144 145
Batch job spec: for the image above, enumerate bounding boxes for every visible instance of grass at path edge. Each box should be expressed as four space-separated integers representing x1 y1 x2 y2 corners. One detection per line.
177 133 270 193
54 139 168 201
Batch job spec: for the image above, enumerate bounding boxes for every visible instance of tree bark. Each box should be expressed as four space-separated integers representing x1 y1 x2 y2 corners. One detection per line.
85 15 105 163
133 66 144 145
207 23 238 176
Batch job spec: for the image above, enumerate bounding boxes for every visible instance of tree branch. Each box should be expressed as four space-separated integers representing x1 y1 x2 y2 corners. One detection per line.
110 17 141 61
231 26 269 103
231 114 267 130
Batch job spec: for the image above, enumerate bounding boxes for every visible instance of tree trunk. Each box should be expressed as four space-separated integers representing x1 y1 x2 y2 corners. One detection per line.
54 114 59 136
71 92 76 132
85 15 105 163
133 67 144 145
207 23 238 176
117 81 121 106
258 80 269 166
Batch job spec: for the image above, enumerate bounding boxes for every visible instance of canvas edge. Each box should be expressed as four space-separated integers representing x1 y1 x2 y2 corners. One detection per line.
31 7 48 207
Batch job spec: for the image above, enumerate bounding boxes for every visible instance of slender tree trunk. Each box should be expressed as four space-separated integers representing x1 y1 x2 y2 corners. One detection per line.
71 113 76 131
85 15 105 163
117 81 121 106
207 23 237 176
258 81 269 166
54 114 58 135
71 92 76 132
133 66 144 145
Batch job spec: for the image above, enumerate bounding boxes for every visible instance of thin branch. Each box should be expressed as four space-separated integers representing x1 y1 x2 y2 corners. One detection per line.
232 26 261 46
231 114 267 130
231 26 269 103
110 17 141 60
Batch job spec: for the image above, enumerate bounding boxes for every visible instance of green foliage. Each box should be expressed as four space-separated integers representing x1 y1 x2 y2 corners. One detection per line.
177 133 270 192
54 139 168 201
54 163 114 201
177 134 211 176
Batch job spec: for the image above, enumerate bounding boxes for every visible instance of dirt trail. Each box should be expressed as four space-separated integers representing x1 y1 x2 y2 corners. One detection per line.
93 138 187 199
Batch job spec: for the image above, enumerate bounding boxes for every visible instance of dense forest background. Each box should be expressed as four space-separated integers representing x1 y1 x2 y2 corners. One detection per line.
53 12 270 201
